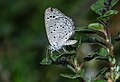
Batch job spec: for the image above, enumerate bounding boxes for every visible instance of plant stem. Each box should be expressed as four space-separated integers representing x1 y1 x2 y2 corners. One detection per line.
101 20 116 82
101 20 114 57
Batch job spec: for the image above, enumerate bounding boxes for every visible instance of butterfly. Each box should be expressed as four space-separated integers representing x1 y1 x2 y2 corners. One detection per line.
45 7 77 53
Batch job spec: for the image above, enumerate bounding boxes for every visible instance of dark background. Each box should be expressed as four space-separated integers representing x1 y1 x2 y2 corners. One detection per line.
0 0 120 82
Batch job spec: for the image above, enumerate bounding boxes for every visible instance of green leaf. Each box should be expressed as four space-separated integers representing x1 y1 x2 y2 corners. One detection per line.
88 23 104 33
97 10 118 21
75 28 96 34
50 48 76 62
81 35 107 48
60 73 82 79
40 58 52 65
91 0 119 16
93 79 107 82
104 10 118 16
111 0 119 7
50 52 62 61
60 69 84 79
97 47 108 56
94 67 107 78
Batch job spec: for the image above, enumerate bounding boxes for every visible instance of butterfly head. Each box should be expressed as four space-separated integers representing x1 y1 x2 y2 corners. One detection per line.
45 7 55 13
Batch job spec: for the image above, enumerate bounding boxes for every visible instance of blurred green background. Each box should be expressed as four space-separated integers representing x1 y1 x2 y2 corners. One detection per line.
0 0 120 82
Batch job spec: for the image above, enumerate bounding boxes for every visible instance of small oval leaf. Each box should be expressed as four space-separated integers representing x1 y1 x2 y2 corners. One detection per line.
60 73 82 79
98 10 118 21
40 58 52 65
88 23 104 32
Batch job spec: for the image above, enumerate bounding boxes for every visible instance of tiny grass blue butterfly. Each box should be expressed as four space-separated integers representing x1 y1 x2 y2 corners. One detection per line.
45 7 77 52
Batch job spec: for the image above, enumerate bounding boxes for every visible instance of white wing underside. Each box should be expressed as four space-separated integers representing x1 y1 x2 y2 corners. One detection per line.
45 7 77 50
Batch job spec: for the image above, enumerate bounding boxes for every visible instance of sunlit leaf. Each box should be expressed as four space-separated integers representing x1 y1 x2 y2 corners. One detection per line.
97 47 108 56
60 73 82 79
91 0 119 15
88 23 104 33
97 10 118 21
103 10 118 17
111 0 119 7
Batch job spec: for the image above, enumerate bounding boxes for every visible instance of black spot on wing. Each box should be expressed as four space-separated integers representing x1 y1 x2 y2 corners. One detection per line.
53 16 55 18
54 36 56 38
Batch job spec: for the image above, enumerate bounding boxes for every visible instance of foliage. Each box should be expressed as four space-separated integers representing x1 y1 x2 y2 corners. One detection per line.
41 0 120 82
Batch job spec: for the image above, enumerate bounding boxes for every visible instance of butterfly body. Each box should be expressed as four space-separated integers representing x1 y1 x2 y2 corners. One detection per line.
45 7 77 51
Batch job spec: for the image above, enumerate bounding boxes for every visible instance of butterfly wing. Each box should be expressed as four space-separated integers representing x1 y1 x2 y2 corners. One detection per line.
56 16 75 45
45 7 75 49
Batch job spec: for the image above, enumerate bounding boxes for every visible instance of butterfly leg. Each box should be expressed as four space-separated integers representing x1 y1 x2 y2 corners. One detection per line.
63 47 67 52
50 50 53 55
56 50 61 54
